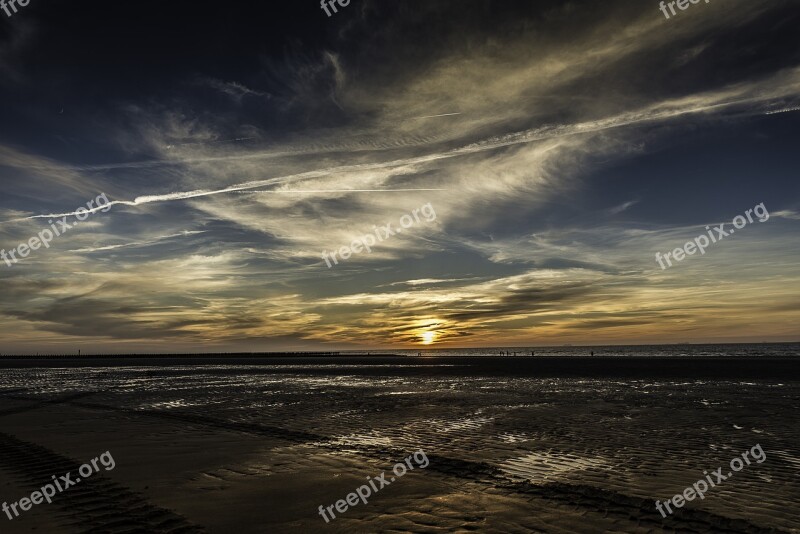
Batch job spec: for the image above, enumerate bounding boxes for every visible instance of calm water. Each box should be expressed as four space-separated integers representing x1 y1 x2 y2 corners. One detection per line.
358 343 800 358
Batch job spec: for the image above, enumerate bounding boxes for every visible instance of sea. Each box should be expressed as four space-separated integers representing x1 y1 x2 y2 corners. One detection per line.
353 342 800 358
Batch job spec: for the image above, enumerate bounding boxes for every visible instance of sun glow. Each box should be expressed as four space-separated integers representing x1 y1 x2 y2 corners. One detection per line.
421 331 436 345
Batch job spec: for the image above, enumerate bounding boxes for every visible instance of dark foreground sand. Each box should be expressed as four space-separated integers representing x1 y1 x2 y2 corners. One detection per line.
0 356 798 533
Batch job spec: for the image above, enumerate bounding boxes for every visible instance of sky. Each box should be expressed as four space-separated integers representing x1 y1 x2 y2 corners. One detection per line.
0 0 798 353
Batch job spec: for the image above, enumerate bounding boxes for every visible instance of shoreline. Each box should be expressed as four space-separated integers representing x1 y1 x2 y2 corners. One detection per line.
0 355 798 379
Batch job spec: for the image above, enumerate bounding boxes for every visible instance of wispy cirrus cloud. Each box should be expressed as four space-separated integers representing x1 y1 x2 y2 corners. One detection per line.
0 0 798 351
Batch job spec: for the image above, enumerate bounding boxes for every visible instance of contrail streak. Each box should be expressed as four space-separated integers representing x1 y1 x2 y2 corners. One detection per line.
69 231 206 253
166 137 256 149
2 90 796 225
33 85 796 173
409 112 462 120
764 106 800 115
231 188 447 194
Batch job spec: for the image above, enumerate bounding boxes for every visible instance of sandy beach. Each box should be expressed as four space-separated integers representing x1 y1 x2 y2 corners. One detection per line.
1 355 798 533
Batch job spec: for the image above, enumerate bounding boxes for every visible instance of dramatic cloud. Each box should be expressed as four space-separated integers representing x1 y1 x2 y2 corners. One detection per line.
0 0 798 352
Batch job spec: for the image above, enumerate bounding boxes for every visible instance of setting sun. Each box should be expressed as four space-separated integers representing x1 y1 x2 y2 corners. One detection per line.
421 331 436 345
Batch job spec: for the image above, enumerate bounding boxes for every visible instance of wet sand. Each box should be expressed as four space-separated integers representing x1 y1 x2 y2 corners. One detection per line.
1 356 798 533
3 354 799 379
